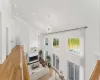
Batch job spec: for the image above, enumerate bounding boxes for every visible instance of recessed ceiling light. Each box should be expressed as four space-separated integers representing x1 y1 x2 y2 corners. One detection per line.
37 31 40 35
14 5 17 8
47 14 51 18
16 13 18 15
11 4 16 8
48 28 50 30
48 26 50 27
47 26 52 32
47 26 51 28
33 13 35 15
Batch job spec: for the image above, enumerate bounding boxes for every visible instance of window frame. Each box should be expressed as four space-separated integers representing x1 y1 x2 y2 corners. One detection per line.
67 61 80 80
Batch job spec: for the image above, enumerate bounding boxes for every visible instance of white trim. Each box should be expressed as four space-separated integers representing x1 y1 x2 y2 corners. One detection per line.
13 16 31 27
13 16 46 33
0 60 2 64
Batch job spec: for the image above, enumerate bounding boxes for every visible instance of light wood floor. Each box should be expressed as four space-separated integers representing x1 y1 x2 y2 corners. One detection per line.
38 68 53 80
0 46 30 80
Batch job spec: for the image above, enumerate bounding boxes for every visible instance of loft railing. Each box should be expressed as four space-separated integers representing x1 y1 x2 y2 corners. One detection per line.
90 60 100 80
20 46 30 80
20 46 24 80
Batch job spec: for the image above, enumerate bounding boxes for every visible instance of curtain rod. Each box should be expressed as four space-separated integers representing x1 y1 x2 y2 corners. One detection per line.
43 26 87 35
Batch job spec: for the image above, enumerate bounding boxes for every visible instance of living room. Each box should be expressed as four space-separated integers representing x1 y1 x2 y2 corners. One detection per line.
0 0 100 80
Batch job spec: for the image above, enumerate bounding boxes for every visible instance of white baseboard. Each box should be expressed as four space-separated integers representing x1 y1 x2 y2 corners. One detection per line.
0 60 2 64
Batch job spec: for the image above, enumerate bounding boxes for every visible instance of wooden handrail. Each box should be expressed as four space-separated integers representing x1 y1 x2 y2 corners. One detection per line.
21 46 30 80
0 46 30 80
90 60 100 80
52 67 61 77
52 67 63 80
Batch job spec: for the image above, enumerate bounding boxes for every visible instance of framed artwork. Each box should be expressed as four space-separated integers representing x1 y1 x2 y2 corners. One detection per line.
68 38 80 53
45 38 48 46
53 38 59 48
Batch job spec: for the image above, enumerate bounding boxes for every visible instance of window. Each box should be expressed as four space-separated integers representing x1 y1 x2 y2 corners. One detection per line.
68 38 80 54
53 54 55 67
45 38 48 46
75 64 79 80
56 56 59 70
67 61 79 80
53 38 59 48
45 50 48 59
68 62 74 80
53 54 59 70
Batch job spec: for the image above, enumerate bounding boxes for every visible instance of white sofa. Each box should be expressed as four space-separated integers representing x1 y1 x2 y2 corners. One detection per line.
28 65 49 80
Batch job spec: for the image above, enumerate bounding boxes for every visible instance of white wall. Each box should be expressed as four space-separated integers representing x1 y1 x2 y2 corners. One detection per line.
0 12 2 63
38 34 44 51
44 29 85 80
0 0 30 63
11 17 30 53
0 0 12 63
29 26 38 49
11 17 41 54
40 0 100 80
29 26 45 54
84 0 100 80
0 3 39 63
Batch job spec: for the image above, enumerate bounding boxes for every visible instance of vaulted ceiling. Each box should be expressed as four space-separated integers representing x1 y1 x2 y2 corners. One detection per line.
10 0 96 33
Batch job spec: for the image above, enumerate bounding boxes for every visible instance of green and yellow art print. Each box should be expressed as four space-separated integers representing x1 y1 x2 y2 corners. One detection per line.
53 38 59 48
68 38 80 53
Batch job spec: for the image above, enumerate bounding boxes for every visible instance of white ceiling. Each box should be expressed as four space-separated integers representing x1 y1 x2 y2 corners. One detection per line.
11 0 88 33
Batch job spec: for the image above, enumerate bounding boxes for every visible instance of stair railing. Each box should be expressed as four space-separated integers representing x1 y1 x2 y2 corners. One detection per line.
53 67 65 80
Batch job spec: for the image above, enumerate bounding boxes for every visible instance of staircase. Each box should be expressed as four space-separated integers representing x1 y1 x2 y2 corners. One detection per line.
90 60 100 80
0 46 30 80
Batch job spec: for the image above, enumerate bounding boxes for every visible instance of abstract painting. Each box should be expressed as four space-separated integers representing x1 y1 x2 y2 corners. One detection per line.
53 38 59 48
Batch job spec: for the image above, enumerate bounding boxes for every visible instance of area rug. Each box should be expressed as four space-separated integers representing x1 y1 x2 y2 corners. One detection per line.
49 76 59 80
